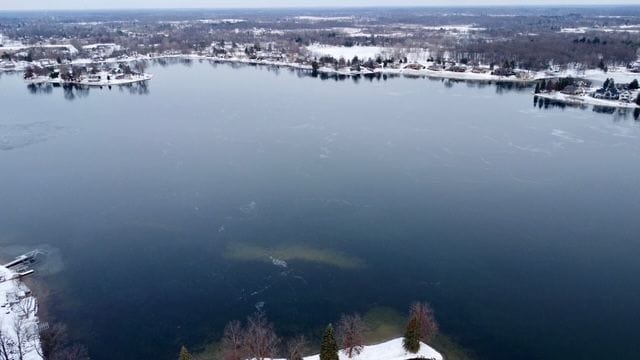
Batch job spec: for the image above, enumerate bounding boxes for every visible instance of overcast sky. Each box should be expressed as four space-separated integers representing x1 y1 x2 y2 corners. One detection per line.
0 0 637 11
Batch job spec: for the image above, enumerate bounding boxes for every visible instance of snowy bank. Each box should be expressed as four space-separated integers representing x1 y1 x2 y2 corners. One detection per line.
27 72 153 87
306 44 386 61
0 265 43 360
259 338 442 360
535 91 640 109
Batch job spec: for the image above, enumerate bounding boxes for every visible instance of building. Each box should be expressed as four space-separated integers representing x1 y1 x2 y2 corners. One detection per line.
491 67 516 77
592 87 620 100
404 63 425 71
561 85 580 95
619 91 632 102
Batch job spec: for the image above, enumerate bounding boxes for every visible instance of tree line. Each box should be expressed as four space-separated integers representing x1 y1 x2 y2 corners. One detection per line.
178 302 438 360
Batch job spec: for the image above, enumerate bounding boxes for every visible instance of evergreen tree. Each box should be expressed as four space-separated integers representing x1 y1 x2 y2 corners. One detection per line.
320 324 339 360
534 82 540 94
179 346 193 360
403 317 420 354
629 79 639 90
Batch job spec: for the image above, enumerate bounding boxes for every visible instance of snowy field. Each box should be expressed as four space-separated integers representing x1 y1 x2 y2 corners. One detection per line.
423 24 486 33
560 25 640 34
306 44 386 61
259 338 442 360
295 16 354 22
535 91 640 109
26 72 153 86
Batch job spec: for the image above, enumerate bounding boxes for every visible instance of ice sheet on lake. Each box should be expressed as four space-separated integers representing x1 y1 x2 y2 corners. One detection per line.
0 121 69 151
239 201 258 215
269 256 288 268
551 129 585 143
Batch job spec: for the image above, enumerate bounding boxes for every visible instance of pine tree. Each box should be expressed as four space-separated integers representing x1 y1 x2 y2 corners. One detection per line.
534 82 540 94
320 324 339 360
403 317 420 354
179 346 193 360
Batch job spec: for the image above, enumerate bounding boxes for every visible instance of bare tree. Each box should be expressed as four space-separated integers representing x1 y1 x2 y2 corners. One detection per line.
15 297 36 319
286 335 308 360
337 314 366 358
39 323 69 358
221 320 245 360
12 317 26 360
133 61 147 74
410 302 439 342
244 311 279 360
0 323 14 360
50 344 90 360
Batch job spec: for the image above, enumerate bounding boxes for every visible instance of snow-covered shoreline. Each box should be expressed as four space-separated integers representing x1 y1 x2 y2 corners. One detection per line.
535 91 640 109
153 54 539 83
257 338 442 360
5 50 638 89
0 265 43 360
26 72 153 87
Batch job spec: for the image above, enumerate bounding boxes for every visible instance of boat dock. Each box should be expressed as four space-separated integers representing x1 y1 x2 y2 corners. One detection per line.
2 251 40 278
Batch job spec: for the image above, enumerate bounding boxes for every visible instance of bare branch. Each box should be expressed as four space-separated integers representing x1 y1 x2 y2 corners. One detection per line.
337 314 366 358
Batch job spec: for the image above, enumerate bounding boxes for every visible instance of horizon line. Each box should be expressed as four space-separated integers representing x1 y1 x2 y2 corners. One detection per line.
2 3 640 12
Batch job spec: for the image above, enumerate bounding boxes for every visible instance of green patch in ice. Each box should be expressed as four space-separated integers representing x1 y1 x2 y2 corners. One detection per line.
430 333 476 360
362 306 475 360
362 306 405 343
225 243 365 270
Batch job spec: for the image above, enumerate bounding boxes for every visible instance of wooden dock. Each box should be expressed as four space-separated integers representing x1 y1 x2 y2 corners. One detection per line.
3 251 39 270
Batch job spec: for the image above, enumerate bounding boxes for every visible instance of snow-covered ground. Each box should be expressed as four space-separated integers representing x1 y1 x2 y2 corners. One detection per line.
561 67 640 85
27 72 153 86
535 91 640 109
400 67 532 82
0 265 42 360
73 72 153 86
0 43 78 55
295 16 354 22
3 43 638 88
423 24 486 33
560 25 640 34
260 338 442 360
306 44 386 60
81 43 121 51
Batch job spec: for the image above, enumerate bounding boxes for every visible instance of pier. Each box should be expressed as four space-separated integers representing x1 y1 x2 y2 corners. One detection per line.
3 250 40 269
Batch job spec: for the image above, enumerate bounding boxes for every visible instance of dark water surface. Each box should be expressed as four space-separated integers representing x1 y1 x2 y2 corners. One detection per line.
1 62 640 360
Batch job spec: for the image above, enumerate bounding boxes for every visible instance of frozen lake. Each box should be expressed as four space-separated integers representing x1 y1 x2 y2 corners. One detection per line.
1 61 640 359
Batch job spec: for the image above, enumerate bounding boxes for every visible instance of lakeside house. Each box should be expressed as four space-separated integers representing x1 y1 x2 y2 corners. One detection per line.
472 67 490 74
592 87 620 100
561 84 584 95
619 91 632 102
447 65 467 73
427 64 444 71
404 63 426 71
491 67 516 77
